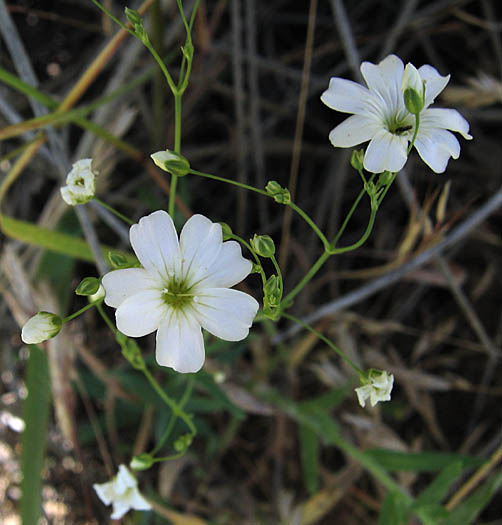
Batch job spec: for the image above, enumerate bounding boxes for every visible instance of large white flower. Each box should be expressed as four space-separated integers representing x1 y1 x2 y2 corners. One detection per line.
321 54 472 173
93 464 151 519
102 210 259 373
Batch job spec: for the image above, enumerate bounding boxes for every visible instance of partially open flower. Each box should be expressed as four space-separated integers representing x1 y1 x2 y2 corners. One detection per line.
355 369 394 408
60 158 96 205
102 211 259 373
93 464 151 519
21 312 62 344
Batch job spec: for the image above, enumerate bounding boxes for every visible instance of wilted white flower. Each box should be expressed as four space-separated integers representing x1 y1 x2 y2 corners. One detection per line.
60 158 96 205
93 464 151 519
102 210 259 373
355 369 394 408
321 54 472 173
21 312 62 344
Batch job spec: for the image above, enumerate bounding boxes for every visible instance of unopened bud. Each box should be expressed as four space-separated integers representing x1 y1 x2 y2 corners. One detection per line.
21 312 62 344
151 150 190 177
250 234 275 258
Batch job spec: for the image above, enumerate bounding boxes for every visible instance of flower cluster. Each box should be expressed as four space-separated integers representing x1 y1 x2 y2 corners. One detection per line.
321 54 472 173
102 210 259 373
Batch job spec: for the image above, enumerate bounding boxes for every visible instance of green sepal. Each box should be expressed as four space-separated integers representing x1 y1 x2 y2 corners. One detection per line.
75 277 101 296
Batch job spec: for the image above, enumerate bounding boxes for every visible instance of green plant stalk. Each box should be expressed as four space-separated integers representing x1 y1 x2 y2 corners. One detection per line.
63 300 100 323
150 376 194 455
96 302 117 333
270 254 284 295
93 198 134 225
189 169 329 247
330 207 377 255
407 113 420 154
168 92 183 216
142 368 196 436
282 313 364 376
229 232 267 287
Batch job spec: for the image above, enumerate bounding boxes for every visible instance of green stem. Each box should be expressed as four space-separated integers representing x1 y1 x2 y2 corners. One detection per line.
331 173 376 250
150 376 194 455
329 207 377 255
96 302 117 333
63 301 99 323
230 233 267 287
168 92 183 216
377 172 398 207
280 249 330 308
142 368 196 436
407 113 420 154
282 313 364 376
270 255 283 295
93 198 134 225
189 169 329 247
288 201 330 250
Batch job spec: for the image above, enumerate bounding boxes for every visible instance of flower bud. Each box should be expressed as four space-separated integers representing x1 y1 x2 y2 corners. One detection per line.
124 7 142 26
89 284 106 303
250 234 275 258
265 180 291 204
117 333 145 370
60 159 96 205
21 312 62 344
402 63 424 115
107 251 133 269
151 150 190 177
350 149 365 171
219 222 233 241
174 433 193 452
130 453 154 471
75 277 101 296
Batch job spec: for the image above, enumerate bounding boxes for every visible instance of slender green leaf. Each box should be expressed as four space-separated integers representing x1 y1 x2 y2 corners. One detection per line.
442 473 502 525
378 491 409 525
414 461 462 508
1 214 135 263
299 424 319 494
366 449 484 472
21 346 51 525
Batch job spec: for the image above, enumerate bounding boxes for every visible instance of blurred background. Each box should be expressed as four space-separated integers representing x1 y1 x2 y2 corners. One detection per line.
1 0 501 523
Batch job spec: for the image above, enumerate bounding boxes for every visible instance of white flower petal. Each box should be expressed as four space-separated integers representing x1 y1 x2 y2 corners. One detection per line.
93 482 114 505
130 211 180 281
199 241 253 288
129 491 151 511
102 268 159 308
192 288 259 341
115 290 167 337
414 129 461 173
418 64 450 107
179 214 222 284
111 502 130 520
156 311 205 373
421 108 472 139
361 55 404 113
328 114 380 148
116 465 136 491
363 129 408 173
320 77 370 114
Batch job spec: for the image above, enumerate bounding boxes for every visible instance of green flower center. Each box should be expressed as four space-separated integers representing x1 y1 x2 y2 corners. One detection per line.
161 278 195 310
385 113 414 136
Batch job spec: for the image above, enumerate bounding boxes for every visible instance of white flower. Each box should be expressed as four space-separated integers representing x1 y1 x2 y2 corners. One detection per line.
93 464 151 519
60 158 96 205
321 54 472 173
355 369 394 408
102 210 259 373
21 312 62 344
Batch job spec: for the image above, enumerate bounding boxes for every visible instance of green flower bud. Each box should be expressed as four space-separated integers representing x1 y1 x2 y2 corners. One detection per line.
130 453 154 471
107 251 133 269
250 234 275 258
88 284 106 304
265 180 291 204
182 42 194 61
350 149 365 171
219 222 233 241
174 433 193 452
263 275 281 307
251 263 262 274
402 63 424 115
75 277 101 296
21 312 62 344
124 7 142 26
151 150 190 177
